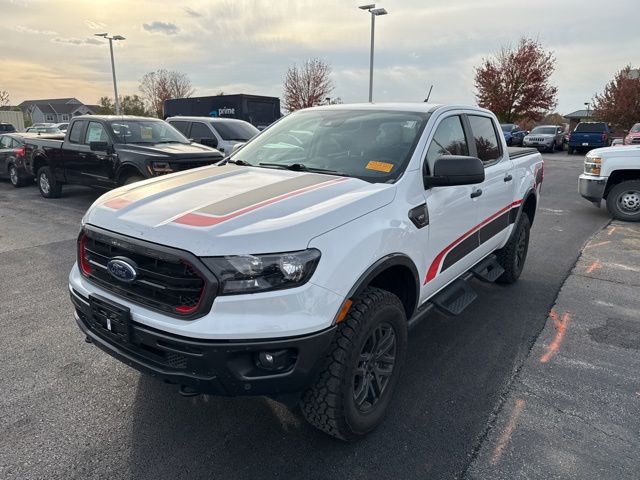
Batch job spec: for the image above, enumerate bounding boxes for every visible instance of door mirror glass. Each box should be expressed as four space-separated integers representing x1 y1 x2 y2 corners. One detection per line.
424 155 485 188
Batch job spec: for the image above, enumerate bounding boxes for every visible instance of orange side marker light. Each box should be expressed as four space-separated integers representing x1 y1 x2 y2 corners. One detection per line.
336 299 353 324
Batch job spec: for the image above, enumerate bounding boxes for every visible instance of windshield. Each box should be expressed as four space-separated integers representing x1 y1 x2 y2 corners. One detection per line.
530 127 556 135
630 123 640 133
213 121 259 141
109 120 189 144
501 124 515 132
574 123 606 133
230 109 429 183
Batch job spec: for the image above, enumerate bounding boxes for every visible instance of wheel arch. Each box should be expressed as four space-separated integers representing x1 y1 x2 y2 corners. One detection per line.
344 254 420 321
603 169 640 199
116 163 145 185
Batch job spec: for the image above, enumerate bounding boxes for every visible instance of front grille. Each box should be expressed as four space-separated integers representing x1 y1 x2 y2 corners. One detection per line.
528 137 548 142
170 159 220 172
631 138 640 144
79 228 216 318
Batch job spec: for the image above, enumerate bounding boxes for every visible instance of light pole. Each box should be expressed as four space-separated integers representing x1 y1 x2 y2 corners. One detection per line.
359 4 388 103
584 102 590 119
95 33 126 115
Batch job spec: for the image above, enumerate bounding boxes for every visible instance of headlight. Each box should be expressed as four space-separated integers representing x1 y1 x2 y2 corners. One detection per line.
584 156 602 175
148 161 173 174
203 249 321 294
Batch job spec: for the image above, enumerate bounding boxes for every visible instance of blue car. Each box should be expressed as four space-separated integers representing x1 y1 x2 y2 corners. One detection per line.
500 123 527 146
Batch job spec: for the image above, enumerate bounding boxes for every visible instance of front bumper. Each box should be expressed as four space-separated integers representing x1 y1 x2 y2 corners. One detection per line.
71 288 336 396
578 174 607 204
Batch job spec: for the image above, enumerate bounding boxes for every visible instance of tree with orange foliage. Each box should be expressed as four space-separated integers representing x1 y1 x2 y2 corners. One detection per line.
591 66 640 128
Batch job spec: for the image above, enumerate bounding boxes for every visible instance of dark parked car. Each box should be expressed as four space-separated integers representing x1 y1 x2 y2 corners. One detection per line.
568 122 612 154
0 122 17 133
0 133 31 187
500 123 527 146
23 115 224 198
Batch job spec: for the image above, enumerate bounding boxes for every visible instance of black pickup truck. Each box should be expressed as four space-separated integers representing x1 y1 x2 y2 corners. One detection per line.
24 115 224 198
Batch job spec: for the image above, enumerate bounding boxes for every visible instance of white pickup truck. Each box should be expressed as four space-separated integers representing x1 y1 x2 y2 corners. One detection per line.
69 103 543 440
579 146 640 221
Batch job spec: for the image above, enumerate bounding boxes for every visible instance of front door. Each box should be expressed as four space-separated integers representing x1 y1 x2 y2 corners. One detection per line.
420 113 481 301
81 121 116 186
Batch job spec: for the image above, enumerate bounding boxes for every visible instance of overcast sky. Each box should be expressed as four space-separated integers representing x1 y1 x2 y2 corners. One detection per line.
1 0 638 114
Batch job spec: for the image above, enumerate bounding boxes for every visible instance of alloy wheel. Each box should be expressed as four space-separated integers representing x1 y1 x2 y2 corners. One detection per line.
39 172 50 195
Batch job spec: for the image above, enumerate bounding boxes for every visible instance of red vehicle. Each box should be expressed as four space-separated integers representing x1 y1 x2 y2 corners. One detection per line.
624 123 640 145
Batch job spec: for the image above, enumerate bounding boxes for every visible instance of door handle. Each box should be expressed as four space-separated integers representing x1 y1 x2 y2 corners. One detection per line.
470 188 483 198
504 174 513 182
79 153 87 158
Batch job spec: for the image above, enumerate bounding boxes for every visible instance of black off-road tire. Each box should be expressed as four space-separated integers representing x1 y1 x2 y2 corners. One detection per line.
37 166 62 198
122 175 145 186
606 180 640 222
495 213 531 284
300 287 408 441
8 164 27 187
567 146 575 155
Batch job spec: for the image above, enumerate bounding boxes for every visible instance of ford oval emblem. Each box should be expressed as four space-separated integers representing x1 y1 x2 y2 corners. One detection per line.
106 257 137 283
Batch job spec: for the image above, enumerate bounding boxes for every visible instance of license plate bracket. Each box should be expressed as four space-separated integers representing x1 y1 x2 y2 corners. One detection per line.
89 294 132 345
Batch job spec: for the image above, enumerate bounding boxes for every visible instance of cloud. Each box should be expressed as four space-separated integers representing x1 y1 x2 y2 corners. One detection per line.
51 37 103 46
12 25 57 35
183 7 202 18
85 20 107 30
142 21 179 35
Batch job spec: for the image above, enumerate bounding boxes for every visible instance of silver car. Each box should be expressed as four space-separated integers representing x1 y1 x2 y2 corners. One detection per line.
523 125 564 153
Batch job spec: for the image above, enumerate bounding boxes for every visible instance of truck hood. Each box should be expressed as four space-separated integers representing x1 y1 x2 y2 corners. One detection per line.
589 145 640 157
84 164 396 256
115 142 223 160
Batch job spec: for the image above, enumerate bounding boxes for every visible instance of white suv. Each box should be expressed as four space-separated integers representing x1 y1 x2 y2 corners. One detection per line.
166 116 259 155
70 103 542 440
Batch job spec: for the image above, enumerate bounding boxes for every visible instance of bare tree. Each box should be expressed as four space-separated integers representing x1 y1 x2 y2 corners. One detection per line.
0 90 9 107
283 58 334 112
139 69 195 117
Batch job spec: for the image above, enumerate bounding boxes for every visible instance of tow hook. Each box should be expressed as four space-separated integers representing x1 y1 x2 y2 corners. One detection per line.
179 385 201 397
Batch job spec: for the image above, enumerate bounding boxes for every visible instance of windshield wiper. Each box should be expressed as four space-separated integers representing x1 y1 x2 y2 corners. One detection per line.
258 162 345 175
224 158 252 166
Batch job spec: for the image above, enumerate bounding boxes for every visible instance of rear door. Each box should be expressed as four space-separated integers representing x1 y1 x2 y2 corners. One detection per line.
465 114 516 257
0 135 11 174
420 113 480 299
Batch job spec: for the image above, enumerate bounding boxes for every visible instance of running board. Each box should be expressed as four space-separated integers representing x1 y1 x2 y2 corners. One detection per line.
430 277 478 316
471 255 504 283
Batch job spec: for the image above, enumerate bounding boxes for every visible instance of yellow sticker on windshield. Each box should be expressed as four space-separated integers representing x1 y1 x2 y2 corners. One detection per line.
366 161 394 173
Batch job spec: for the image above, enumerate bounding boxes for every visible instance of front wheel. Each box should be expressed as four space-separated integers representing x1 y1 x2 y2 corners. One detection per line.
606 180 640 222
37 166 62 198
300 287 408 441
495 213 531 284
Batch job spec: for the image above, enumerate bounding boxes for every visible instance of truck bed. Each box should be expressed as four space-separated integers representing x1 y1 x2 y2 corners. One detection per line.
508 147 538 159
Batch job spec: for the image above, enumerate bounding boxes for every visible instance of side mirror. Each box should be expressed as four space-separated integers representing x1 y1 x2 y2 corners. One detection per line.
89 141 111 152
230 142 245 154
424 155 485 188
200 137 218 148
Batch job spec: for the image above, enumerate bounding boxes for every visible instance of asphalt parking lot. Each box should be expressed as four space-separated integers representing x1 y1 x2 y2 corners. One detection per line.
0 152 612 480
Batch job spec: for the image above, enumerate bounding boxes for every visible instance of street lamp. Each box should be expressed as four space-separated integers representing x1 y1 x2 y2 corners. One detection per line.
584 102 590 118
95 33 126 115
359 4 388 103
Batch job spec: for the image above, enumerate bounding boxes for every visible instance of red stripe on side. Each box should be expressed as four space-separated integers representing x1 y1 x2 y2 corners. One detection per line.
173 177 349 227
103 197 133 210
424 200 522 284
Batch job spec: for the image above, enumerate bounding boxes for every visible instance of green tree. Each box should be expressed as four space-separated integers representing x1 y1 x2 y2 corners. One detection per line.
97 96 115 114
97 95 149 116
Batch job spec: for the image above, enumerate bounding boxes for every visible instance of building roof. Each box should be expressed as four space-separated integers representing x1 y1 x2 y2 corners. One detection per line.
565 109 594 119
18 98 81 108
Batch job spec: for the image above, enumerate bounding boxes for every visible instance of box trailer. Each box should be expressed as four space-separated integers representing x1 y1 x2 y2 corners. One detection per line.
0 111 25 132
164 94 281 130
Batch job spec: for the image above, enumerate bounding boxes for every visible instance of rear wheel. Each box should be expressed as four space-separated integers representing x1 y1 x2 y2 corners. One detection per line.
496 213 531 284
300 287 408 441
8 164 27 187
606 180 640 222
568 146 575 155
37 166 62 198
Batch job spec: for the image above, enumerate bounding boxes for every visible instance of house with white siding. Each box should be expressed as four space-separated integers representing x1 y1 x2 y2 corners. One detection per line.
18 98 100 124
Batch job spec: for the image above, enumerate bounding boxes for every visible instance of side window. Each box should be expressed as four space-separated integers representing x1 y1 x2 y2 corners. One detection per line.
0 136 12 148
169 121 190 136
425 115 469 165
468 115 502 164
68 121 85 144
190 122 215 140
84 122 109 144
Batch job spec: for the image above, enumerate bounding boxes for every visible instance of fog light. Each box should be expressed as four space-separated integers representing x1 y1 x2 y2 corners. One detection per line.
255 349 297 372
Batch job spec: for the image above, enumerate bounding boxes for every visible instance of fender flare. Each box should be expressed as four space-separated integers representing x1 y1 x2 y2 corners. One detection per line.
115 163 145 184
344 253 420 317
507 188 537 242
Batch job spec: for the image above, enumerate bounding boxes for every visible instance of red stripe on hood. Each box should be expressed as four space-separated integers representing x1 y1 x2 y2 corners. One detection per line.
173 177 349 227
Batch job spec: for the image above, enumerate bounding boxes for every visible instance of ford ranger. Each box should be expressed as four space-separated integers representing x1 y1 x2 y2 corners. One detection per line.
579 145 640 221
24 115 223 198
69 103 543 440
